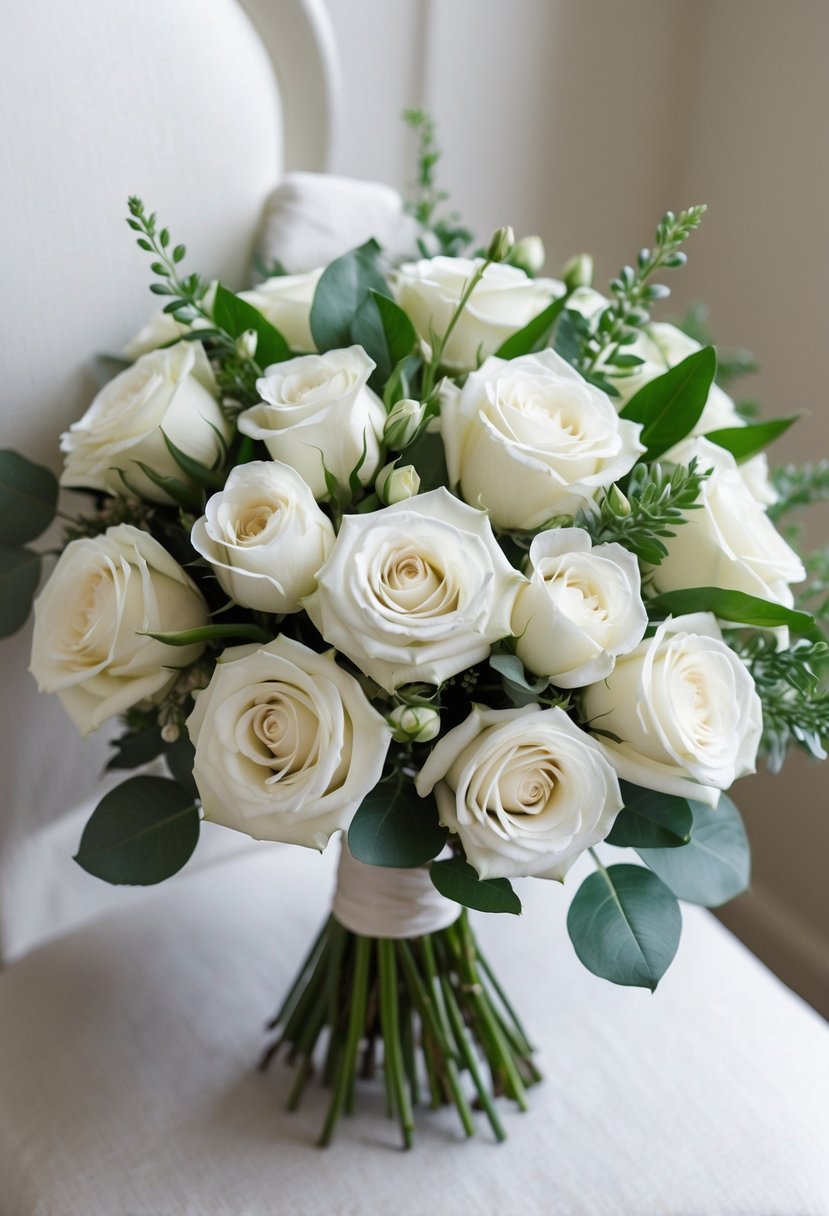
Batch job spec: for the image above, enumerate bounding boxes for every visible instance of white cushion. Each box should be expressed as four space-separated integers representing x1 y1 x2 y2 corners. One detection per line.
1 845 827 1215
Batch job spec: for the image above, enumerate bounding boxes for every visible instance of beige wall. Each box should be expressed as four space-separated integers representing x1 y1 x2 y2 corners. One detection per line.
325 0 829 1012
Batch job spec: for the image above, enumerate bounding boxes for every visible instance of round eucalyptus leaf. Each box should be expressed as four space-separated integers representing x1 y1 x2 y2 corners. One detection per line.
0 449 59 544
637 794 750 907
0 545 42 637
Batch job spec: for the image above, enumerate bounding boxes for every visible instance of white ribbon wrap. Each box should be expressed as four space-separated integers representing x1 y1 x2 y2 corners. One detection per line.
332 844 461 939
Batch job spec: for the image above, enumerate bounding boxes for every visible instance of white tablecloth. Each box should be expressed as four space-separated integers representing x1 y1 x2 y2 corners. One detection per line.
1 843 827 1215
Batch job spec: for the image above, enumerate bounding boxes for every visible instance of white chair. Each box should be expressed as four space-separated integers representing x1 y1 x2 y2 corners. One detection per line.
1 5 828 1213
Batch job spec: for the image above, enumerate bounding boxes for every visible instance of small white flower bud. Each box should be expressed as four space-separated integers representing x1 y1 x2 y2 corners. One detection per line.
606 484 632 516
561 253 594 291
383 397 425 450
388 705 441 744
161 722 181 744
510 235 545 276
236 329 258 360
486 225 515 264
376 462 421 506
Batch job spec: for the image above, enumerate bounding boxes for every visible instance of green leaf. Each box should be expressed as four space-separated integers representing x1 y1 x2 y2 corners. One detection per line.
160 431 225 490
106 726 165 771
348 781 448 868
0 450 59 545
352 291 418 389
637 794 750 907
620 347 717 459
705 416 798 461
309 239 393 353
404 430 448 493
212 283 290 366
647 587 817 636
0 545 41 637
605 781 693 848
494 290 568 359
74 776 199 885
141 622 272 646
165 730 198 800
132 462 202 511
429 856 521 914
566 863 682 990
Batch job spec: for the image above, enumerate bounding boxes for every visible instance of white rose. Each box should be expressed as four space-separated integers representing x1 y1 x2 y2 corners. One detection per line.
415 704 622 880
304 487 525 691
29 524 208 734
395 257 564 372
375 462 420 505
238 269 322 352
655 438 804 607
190 461 334 613
388 705 441 743
237 346 386 499
582 613 763 805
60 343 231 504
512 528 647 687
441 348 644 529
186 635 391 850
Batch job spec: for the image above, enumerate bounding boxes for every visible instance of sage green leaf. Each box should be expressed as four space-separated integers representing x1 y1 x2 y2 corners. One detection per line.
0 545 41 637
212 283 291 366
605 782 693 848
637 794 750 907
74 775 199 885
706 416 797 461
494 290 568 360
348 781 448 868
0 450 59 545
429 856 521 915
620 346 717 459
647 587 816 636
310 239 393 352
567 863 681 990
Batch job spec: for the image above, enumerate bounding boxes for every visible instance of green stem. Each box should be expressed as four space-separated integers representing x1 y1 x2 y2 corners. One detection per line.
421 258 492 397
441 976 507 1143
318 935 371 1148
378 938 414 1149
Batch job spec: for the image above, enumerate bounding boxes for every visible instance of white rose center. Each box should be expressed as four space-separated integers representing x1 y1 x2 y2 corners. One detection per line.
237 687 320 781
376 546 459 616
543 560 609 623
64 566 117 665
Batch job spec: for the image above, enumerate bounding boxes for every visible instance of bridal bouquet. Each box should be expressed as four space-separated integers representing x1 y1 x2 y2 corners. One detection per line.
3 115 827 1147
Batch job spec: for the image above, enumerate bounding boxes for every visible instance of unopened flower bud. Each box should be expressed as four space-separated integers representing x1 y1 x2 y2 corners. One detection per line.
606 484 631 516
383 397 425 449
388 705 441 744
376 462 421 505
161 722 181 744
486 225 515 264
236 328 258 360
510 235 546 276
561 253 594 291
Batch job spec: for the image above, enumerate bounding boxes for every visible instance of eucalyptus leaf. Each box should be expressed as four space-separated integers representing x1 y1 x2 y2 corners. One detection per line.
212 283 290 366
74 775 199 885
106 726 165 771
494 291 568 359
310 239 393 353
348 781 448 868
620 347 717 459
165 730 198 800
566 863 681 990
0 450 59 545
647 587 816 636
705 416 797 461
0 545 41 637
605 782 693 849
352 291 418 388
637 794 750 907
429 856 521 914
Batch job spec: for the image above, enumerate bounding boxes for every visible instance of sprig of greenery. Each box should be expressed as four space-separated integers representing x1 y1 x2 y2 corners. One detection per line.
126 197 211 325
403 108 473 257
579 207 707 382
768 461 829 522
581 458 710 566
728 631 829 770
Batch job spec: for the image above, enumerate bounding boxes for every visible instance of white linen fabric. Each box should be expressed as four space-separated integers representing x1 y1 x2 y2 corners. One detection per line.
1 844 827 1216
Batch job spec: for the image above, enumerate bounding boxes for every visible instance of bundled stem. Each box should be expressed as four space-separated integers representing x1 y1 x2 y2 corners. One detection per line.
260 912 539 1148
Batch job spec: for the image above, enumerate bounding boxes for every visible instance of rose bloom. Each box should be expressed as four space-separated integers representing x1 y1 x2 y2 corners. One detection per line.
238 269 322 352
30 524 208 734
581 613 762 805
186 636 391 850
512 528 647 687
304 487 525 691
441 348 644 530
60 343 230 504
415 705 622 880
395 256 564 372
191 461 334 613
237 346 385 499
655 438 804 608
